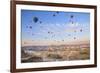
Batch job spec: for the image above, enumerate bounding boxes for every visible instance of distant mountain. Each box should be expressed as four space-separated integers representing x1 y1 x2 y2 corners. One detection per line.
22 46 50 51
21 43 90 51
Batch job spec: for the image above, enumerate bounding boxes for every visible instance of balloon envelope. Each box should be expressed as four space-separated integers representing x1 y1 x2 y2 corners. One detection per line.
70 15 74 18
33 17 38 23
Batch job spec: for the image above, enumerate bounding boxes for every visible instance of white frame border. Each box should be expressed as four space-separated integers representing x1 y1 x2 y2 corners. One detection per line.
16 4 95 69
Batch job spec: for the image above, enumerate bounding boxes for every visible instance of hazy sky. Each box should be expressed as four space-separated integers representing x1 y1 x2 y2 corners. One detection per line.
21 9 90 46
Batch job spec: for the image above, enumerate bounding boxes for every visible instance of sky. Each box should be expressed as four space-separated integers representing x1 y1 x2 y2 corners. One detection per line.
21 9 90 46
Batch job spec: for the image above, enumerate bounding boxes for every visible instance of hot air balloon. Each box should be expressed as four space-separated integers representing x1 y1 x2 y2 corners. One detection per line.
50 32 53 34
68 34 71 36
33 17 38 23
69 15 74 26
26 26 28 28
40 21 42 24
74 37 76 39
74 30 76 32
80 29 82 32
56 11 59 14
53 14 56 17
29 26 32 29
48 31 50 34
32 33 34 35
70 15 74 18
72 21 74 24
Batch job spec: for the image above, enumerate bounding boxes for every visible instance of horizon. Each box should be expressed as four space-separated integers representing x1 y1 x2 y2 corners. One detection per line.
22 39 90 47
